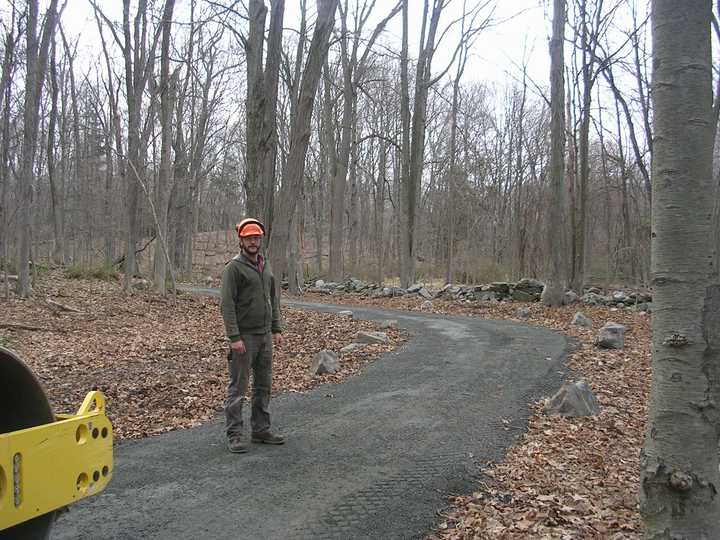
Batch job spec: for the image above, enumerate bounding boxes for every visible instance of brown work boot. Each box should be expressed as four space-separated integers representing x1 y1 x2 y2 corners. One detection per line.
251 431 285 445
227 435 248 453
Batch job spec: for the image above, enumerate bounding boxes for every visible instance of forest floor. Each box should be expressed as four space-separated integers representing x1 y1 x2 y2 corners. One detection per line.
1 271 405 440
2 271 648 538
294 291 649 539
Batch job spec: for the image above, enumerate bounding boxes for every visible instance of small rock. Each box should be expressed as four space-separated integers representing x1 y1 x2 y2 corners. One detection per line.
407 283 423 294
418 287 433 300
379 319 398 329
355 331 389 344
563 290 579 305
339 343 366 355
309 350 340 375
571 312 592 328
314 279 326 288
515 307 531 319
338 310 354 317
349 279 365 291
307 287 332 295
581 292 606 306
544 380 601 417
132 279 151 291
204 276 214 286
421 300 433 311
596 322 627 349
441 284 461 297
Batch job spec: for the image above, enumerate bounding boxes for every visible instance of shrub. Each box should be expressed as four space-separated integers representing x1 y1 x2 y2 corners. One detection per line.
64 264 119 281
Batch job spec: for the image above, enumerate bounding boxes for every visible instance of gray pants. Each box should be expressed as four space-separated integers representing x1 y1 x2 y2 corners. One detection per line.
225 333 273 437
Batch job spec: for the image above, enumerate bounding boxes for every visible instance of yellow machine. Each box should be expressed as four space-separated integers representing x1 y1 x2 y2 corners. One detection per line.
0 347 113 538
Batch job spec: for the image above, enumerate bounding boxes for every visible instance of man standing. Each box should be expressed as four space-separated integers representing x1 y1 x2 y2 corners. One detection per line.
220 217 284 453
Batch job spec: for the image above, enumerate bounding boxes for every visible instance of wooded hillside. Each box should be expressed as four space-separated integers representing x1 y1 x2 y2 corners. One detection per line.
0 0 655 295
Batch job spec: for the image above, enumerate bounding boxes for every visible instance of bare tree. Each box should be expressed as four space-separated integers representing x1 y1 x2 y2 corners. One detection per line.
244 0 285 225
17 0 60 296
399 0 492 287
541 0 567 306
327 0 401 281
152 0 176 294
0 9 18 294
640 1 720 536
270 0 339 287
94 0 164 290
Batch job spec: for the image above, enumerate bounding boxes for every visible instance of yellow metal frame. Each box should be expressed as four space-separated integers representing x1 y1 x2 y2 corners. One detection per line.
0 391 113 531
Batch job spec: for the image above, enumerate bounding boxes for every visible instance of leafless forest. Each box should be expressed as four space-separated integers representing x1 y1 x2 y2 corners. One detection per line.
0 0 655 296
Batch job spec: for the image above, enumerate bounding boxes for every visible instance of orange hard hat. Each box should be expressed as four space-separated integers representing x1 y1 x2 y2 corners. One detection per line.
236 218 266 237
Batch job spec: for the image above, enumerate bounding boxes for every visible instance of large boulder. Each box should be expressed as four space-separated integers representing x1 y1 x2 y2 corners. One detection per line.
486 282 511 294
513 278 544 302
512 289 536 302
544 380 601 417
563 290 580 305
310 350 340 375
596 322 627 349
515 278 545 292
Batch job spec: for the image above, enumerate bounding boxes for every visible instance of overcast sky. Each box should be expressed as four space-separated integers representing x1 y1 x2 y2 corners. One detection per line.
60 0 553 92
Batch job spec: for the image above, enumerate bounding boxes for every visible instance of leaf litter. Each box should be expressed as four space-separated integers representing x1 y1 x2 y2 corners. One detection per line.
1 272 405 440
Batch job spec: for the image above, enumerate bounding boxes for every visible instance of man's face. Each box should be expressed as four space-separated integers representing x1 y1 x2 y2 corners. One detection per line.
241 235 263 254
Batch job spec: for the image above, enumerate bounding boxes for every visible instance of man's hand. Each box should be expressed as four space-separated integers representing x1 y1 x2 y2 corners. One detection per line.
231 339 246 354
273 333 284 348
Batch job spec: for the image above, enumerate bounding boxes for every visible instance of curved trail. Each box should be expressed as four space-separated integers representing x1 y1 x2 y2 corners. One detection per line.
54 298 568 539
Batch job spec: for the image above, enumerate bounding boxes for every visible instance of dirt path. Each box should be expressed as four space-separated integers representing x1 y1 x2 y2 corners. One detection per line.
53 301 568 539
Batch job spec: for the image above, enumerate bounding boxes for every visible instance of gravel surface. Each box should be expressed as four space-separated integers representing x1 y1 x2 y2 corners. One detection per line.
53 300 568 540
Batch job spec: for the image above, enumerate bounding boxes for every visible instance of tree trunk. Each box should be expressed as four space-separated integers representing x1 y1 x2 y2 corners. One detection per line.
244 0 284 226
541 0 566 307
0 16 14 292
270 0 338 280
640 2 720 537
153 0 176 294
328 1 400 281
400 0 443 288
18 0 59 297
47 36 64 265
398 0 411 287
